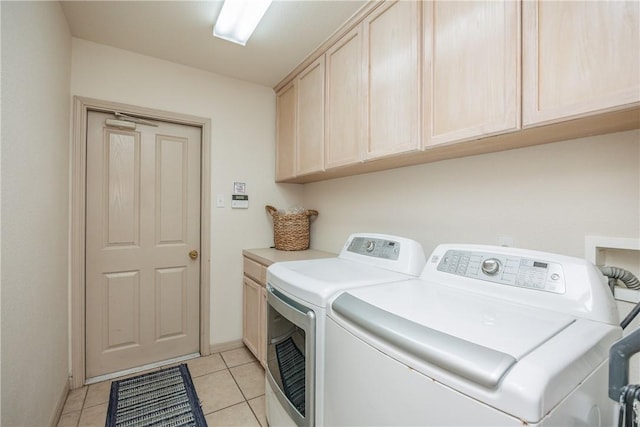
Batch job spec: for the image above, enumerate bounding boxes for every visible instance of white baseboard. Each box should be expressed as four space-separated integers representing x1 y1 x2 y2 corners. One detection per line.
49 377 70 427
209 339 245 354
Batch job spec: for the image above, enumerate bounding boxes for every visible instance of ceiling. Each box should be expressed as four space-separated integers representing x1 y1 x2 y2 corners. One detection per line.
60 1 367 88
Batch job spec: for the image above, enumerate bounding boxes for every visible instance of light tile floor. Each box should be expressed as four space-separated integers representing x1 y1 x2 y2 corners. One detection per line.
57 346 267 427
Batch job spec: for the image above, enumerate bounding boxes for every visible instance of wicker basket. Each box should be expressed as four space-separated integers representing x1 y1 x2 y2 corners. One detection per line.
266 205 318 251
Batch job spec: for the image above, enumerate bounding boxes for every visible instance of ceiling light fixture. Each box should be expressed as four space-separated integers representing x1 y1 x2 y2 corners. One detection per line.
213 0 273 46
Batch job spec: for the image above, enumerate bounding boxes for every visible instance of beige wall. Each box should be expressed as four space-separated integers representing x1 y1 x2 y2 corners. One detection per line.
304 130 640 259
70 38 304 346
1 1 72 425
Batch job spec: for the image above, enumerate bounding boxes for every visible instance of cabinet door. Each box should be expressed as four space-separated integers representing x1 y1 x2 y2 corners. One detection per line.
425 1 520 146
363 0 421 159
276 82 296 181
259 286 267 367
325 26 364 169
523 1 640 126
242 276 262 360
297 57 325 175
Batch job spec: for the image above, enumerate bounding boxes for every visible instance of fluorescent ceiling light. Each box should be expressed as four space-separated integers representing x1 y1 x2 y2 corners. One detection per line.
213 0 273 46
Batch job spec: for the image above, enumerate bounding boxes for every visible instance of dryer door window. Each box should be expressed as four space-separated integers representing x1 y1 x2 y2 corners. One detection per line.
266 285 315 427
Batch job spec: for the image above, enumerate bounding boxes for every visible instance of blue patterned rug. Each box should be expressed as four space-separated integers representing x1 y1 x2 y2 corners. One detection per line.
105 364 207 427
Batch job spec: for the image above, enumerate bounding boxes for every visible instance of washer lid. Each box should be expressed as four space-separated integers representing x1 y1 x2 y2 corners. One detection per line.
268 258 415 307
332 279 575 388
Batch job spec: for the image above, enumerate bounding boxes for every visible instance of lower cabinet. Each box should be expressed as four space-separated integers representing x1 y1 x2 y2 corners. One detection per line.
242 275 266 366
242 255 268 367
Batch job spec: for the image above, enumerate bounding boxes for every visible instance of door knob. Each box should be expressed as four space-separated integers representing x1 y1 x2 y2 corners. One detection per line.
189 250 199 260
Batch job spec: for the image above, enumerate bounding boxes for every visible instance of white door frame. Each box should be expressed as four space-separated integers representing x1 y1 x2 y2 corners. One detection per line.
70 96 211 388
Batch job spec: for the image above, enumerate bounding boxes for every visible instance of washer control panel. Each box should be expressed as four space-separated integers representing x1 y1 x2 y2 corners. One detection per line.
437 250 566 294
347 237 400 260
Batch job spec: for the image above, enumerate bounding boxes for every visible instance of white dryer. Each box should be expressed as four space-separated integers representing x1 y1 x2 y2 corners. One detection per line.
324 244 622 426
265 233 426 427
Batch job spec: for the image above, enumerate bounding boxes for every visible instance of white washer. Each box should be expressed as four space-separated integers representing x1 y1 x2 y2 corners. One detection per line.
265 233 426 427
324 244 622 426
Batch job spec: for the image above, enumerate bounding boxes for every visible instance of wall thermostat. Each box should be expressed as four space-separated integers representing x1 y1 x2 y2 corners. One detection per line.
232 194 249 209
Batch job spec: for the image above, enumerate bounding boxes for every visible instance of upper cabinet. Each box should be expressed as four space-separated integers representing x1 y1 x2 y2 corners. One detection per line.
297 57 325 176
325 26 364 169
326 1 421 168
275 82 296 181
364 1 421 159
274 0 639 184
275 57 325 181
522 1 640 126
424 1 520 146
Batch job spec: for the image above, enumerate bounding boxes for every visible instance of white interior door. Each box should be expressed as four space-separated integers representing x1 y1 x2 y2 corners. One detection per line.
85 110 202 380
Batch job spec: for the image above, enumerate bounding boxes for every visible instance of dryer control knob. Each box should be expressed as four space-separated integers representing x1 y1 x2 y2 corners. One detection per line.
365 241 375 252
481 258 501 276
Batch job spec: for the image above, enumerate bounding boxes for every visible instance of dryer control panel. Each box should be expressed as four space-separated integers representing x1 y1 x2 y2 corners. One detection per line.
339 233 426 277
347 237 400 260
437 250 566 294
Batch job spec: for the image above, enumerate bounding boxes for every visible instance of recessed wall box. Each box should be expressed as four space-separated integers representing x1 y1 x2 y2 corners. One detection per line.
232 194 249 209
